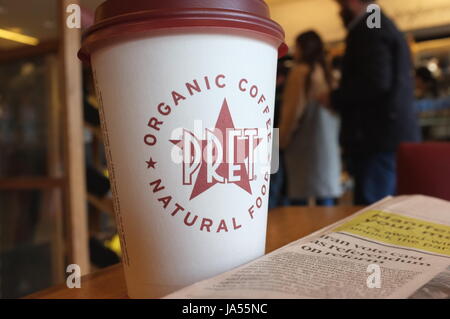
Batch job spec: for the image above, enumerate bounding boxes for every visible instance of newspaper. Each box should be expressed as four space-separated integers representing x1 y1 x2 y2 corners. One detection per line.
164 195 450 299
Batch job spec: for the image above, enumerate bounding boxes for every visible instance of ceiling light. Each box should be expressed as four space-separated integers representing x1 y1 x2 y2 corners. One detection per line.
0 28 39 46
9 27 22 33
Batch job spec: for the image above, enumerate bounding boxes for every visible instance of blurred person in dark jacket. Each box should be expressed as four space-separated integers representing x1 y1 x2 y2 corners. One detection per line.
332 0 421 205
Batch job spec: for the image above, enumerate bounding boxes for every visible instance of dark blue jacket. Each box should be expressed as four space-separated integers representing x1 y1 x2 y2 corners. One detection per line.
332 11 421 154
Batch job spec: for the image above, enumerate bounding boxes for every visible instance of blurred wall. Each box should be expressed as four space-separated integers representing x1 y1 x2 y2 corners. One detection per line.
268 0 450 48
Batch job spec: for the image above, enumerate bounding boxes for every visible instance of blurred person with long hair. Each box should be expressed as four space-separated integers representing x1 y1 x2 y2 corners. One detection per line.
279 31 342 206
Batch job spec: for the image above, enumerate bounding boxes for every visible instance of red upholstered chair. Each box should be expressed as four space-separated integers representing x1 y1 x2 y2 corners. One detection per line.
397 142 450 201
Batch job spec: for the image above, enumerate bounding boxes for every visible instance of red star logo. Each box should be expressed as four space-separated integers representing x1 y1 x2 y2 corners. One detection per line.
146 157 157 169
171 98 261 200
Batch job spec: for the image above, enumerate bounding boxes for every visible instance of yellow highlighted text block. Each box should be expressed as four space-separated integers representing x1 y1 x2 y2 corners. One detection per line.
334 210 450 256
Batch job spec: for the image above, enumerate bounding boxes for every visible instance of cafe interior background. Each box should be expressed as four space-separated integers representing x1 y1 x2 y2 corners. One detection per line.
1 0 450 298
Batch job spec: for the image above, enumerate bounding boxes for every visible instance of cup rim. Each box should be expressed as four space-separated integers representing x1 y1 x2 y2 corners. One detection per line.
79 6 288 62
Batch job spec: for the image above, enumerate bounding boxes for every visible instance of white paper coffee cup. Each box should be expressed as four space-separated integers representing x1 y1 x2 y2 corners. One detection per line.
80 0 286 298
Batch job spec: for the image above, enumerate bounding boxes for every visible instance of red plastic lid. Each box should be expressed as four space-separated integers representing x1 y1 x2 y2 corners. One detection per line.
79 0 287 61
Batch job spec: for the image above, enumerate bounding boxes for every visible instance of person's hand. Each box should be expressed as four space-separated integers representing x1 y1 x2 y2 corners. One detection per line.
317 91 331 109
279 136 289 151
279 127 292 151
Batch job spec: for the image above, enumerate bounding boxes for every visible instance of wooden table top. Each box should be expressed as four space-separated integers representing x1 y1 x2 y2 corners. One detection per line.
28 205 361 299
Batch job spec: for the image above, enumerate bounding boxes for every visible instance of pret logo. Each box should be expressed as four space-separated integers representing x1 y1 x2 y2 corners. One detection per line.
143 74 273 233
170 98 262 200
